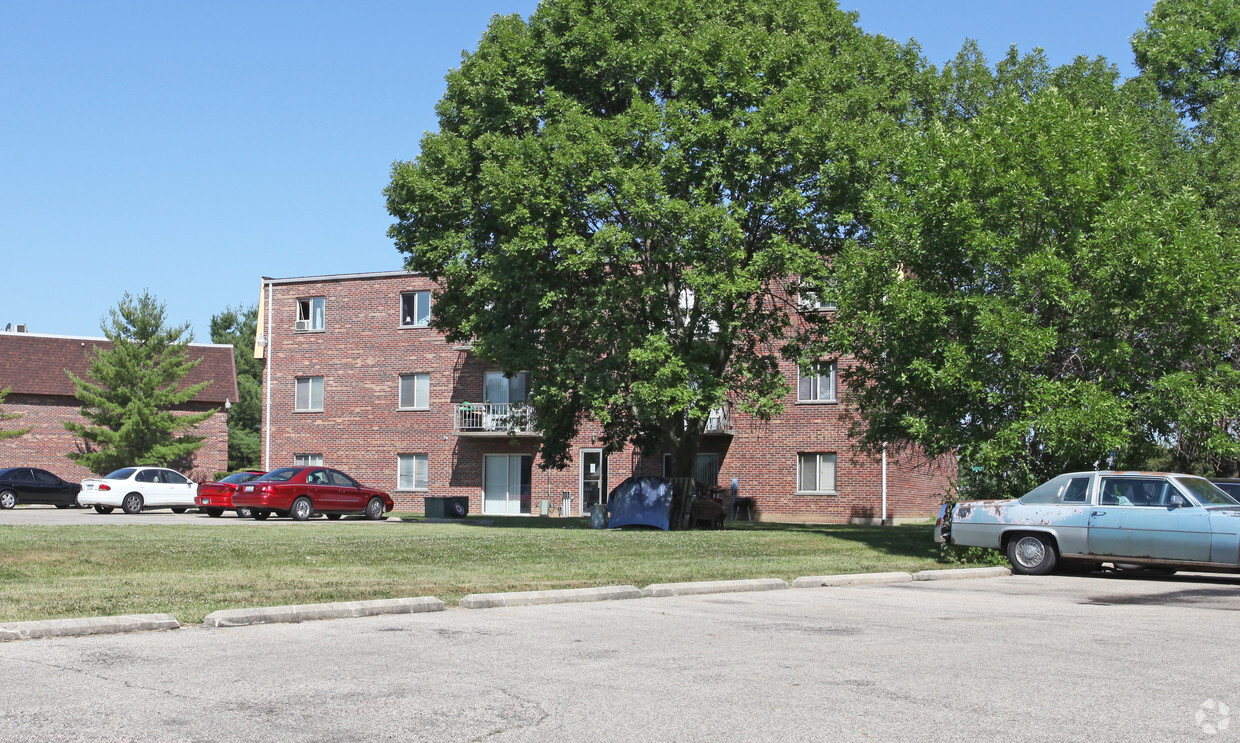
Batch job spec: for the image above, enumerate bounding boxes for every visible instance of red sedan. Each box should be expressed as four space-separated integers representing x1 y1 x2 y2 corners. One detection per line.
195 470 265 518
232 466 394 521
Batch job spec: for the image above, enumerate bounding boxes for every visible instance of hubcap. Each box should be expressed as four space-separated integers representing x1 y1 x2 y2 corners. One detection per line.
1016 537 1045 567
1 492 14 508
296 501 310 518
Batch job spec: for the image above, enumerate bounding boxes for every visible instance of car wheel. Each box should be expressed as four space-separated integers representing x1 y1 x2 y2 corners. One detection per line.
290 496 313 521
236 507 252 518
449 500 467 519
94 505 113 514
1006 533 1057 576
364 497 385 521
205 507 224 518
171 507 188 514
122 493 144 515
325 513 342 520
252 510 270 521
0 490 16 509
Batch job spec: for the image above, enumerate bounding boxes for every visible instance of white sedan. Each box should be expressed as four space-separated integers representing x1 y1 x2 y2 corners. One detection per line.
78 467 199 514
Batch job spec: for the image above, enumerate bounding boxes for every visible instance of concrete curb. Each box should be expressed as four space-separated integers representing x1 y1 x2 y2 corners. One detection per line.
913 566 1012 581
460 586 641 609
202 596 445 628
641 578 789 598
792 571 913 588
0 614 179 642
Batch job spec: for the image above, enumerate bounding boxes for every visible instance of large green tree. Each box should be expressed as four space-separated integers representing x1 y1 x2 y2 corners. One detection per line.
386 0 919 473
65 291 217 474
210 305 261 471
828 47 1240 497
0 387 30 441
1133 0 1240 475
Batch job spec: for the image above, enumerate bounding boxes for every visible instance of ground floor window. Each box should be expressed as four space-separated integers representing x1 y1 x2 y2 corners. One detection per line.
398 454 429 491
797 453 836 494
483 454 532 515
294 453 323 466
662 453 721 486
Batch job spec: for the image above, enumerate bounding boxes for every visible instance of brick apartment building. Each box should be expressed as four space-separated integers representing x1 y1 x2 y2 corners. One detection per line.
0 330 236 480
257 271 952 523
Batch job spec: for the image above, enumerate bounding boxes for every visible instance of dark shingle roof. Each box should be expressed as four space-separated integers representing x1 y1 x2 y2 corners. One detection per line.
0 333 239 405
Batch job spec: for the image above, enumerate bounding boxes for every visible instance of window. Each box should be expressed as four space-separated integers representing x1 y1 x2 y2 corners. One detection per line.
1100 477 1175 507
798 453 837 494
294 377 324 411
484 371 528 403
798 362 837 402
398 454 429 491
662 453 721 486
798 290 835 312
400 291 431 327
294 454 323 466
296 297 325 331
398 373 430 410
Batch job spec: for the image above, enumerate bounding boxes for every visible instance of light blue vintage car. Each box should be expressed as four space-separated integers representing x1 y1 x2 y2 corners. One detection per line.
936 471 1240 575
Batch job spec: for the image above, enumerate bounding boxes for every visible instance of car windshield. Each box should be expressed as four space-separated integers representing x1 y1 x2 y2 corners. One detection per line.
220 471 261 484
102 468 136 480
1175 476 1240 506
255 468 299 483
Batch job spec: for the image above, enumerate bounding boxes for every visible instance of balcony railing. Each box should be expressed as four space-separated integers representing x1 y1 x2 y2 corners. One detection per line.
704 405 733 435
454 402 537 435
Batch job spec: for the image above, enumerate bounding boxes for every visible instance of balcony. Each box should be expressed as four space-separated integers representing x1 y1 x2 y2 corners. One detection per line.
703 405 734 435
454 402 537 436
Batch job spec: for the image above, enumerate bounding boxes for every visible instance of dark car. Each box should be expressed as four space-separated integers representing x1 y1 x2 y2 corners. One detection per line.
0 468 82 509
232 466 394 521
1212 479 1240 502
194 470 266 518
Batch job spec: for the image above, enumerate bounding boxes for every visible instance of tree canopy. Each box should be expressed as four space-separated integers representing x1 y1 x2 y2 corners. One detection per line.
1132 0 1240 122
828 46 1240 496
65 292 216 475
387 0 920 471
210 305 261 471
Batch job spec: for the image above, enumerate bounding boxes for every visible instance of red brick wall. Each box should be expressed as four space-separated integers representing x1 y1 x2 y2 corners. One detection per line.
0 394 228 481
261 274 955 522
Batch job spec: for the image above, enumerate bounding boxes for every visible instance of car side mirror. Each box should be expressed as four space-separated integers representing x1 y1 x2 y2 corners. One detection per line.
1169 494 1186 508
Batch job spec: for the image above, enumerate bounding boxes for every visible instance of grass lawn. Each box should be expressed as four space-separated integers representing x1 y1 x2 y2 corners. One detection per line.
0 517 945 624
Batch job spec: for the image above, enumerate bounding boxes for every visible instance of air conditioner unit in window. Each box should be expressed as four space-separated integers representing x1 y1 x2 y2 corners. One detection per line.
295 320 310 331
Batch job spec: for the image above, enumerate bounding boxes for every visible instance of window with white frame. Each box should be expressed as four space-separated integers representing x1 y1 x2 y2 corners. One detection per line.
294 453 323 466
798 453 837 494
400 291 431 327
294 376 324 411
798 362 837 402
398 454 429 491
484 371 528 404
398 373 430 410
797 290 835 312
296 297 325 331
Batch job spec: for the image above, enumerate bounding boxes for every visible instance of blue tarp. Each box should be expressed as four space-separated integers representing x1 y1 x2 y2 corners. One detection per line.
606 476 674 530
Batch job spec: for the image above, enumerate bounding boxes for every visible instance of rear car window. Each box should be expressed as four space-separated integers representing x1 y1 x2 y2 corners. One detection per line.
256 468 299 483
220 472 261 484
103 468 136 480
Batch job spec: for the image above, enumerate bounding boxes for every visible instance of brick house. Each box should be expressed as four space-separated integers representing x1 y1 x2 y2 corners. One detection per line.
257 271 952 523
0 330 236 480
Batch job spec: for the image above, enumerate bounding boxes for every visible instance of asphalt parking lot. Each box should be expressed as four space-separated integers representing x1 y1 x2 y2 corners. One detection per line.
3 571 1239 742
0 504 397 525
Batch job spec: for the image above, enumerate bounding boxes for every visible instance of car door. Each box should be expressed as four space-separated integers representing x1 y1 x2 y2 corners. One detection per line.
1088 476 1212 562
329 469 364 510
303 469 336 510
134 469 166 505
32 469 75 505
161 470 196 506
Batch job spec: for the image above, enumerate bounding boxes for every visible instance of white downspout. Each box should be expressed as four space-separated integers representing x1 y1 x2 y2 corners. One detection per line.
264 280 273 471
881 443 888 526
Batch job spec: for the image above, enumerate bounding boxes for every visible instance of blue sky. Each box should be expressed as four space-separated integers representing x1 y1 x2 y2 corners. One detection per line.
2 1 1152 342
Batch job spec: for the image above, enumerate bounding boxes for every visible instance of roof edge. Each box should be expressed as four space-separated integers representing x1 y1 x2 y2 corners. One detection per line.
261 270 418 285
0 331 233 349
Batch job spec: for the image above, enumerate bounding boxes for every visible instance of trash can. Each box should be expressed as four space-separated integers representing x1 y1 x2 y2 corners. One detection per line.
590 503 607 529
425 496 469 519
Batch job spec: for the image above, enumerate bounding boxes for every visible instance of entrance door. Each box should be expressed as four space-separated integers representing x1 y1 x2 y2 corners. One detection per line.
580 449 608 516
483 455 533 515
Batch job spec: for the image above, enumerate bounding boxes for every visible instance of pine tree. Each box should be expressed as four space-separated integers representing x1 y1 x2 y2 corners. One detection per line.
210 305 261 471
0 386 30 441
65 291 217 474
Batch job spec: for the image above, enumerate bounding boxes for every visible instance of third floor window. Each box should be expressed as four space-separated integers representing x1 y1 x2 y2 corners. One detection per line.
296 297 325 331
